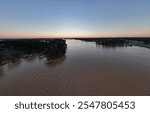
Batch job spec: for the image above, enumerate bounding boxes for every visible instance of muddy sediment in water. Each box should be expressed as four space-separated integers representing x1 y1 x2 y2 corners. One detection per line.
0 39 150 96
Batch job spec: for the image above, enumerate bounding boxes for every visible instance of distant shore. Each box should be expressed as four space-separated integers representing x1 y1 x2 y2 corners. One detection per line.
71 38 150 49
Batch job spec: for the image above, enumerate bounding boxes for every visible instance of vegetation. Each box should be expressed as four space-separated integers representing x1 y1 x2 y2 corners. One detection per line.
74 38 150 48
0 39 67 66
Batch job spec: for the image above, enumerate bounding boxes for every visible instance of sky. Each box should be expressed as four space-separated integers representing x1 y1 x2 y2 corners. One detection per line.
0 0 150 38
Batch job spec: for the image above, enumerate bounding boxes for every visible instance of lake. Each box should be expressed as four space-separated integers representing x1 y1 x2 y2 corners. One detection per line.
0 39 150 95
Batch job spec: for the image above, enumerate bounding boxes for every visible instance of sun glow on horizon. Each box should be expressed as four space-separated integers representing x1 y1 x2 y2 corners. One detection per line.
0 29 150 39
0 0 150 39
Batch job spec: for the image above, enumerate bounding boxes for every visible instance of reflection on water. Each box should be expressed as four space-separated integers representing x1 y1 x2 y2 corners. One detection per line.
0 39 67 66
75 38 150 48
0 38 150 96
7 59 22 70
46 56 66 68
0 67 4 77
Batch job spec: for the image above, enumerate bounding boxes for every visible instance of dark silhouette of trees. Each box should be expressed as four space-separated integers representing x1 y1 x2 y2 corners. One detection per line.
75 38 150 48
0 39 67 66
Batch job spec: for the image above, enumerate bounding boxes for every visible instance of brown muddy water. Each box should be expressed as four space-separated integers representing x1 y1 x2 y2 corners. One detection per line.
0 39 150 96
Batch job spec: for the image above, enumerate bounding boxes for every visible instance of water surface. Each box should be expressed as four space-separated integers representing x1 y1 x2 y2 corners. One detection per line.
0 39 150 95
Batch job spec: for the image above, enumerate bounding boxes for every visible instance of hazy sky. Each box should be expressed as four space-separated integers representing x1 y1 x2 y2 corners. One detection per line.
0 0 150 38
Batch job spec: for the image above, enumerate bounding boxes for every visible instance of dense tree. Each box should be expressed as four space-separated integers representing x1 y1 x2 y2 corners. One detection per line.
0 39 67 66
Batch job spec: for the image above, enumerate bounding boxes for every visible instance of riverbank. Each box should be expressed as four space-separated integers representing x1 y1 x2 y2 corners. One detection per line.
0 39 67 66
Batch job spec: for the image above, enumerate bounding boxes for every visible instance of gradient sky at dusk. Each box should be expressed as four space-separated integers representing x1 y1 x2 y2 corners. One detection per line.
0 0 150 38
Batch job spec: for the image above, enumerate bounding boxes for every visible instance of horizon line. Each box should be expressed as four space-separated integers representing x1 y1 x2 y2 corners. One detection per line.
0 36 150 40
